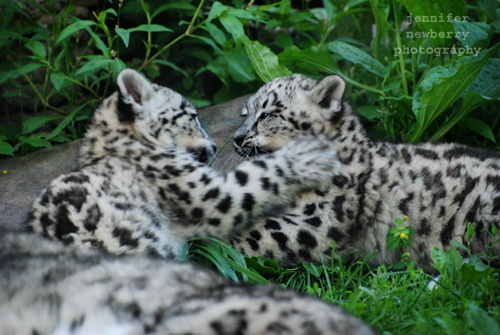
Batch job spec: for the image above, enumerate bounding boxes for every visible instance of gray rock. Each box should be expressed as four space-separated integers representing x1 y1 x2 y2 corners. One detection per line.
0 95 248 229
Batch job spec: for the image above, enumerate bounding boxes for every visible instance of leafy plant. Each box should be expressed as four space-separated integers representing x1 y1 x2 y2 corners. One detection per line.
186 233 500 335
386 216 415 269
2 0 499 158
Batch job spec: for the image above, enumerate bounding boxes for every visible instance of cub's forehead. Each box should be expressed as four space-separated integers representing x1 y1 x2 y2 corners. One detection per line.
240 75 317 116
153 85 195 111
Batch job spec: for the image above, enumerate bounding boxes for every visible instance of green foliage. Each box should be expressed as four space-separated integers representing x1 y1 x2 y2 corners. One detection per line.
2 0 500 157
386 216 415 250
385 216 415 270
187 222 500 334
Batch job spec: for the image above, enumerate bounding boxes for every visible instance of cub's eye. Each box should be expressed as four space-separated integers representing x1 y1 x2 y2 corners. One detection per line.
259 113 269 120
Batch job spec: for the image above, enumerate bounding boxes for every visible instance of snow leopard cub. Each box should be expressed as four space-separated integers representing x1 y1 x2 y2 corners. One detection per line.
0 230 375 335
231 74 500 273
26 69 340 260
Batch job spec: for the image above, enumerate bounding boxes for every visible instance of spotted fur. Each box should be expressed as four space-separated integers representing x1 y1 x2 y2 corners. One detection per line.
26 69 340 260
10 70 375 333
232 74 500 273
0 230 375 335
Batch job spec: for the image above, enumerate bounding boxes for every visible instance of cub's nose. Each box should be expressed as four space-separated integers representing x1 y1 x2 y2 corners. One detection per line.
233 134 245 148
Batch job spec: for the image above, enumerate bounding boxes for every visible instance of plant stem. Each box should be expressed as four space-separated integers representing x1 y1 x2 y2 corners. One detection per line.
139 0 206 71
318 25 334 49
392 0 408 96
187 0 205 35
64 76 98 98
141 0 153 70
338 71 386 97
22 73 46 107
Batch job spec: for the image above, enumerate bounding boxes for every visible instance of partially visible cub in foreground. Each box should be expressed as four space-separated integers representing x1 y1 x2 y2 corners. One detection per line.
232 74 500 273
0 230 375 335
26 69 340 260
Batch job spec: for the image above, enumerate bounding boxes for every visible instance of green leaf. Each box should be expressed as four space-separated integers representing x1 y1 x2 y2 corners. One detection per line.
19 136 51 148
84 27 108 56
110 58 127 80
492 223 499 237
153 59 189 77
386 234 400 250
468 58 500 98
0 63 43 84
0 140 14 156
227 8 260 21
274 33 294 49
207 57 229 86
205 22 227 47
115 27 130 48
0 30 23 47
192 248 239 282
223 258 268 284
410 48 496 142
393 262 406 270
207 1 228 23
25 40 46 59
454 21 490 48
127 24 172 33
56 20 96 45
0 123 21 141
369 0 390 58
401 238 411 248
22 115 62 135
241 35 292 83
245 257 280 276
50 73 67 92
45 105 87 140
327 41 385 77
467 222 476 244
466 303 500 335
465 117 496 143
98 8 117 23
191 35 224 54
75 56 114 76
278 46 338 74
400 0 467 48
430 91 499 141
219 13 244 41
431 247 463 277
429 59 500 140
450 240 468 252
227 48 254 83
152 2 196 20
303 263 322 278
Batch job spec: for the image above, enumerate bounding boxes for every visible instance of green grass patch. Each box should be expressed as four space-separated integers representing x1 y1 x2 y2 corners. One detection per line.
185 224 500 334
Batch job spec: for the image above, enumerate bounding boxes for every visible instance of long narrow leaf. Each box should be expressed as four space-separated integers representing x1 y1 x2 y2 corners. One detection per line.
410 47 496 142
22 115 62 135
56 20 96 45
46 103 90 140
241 35 292 82
328 41 385 77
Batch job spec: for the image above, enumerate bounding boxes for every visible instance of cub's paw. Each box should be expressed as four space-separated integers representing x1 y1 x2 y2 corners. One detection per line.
277 135 341 191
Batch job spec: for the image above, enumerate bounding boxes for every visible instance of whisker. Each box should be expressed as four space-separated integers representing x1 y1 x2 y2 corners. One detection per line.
218 149 239 172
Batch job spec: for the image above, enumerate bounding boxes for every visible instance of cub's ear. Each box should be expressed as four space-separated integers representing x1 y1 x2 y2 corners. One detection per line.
309 75 345 109
116 69 153 122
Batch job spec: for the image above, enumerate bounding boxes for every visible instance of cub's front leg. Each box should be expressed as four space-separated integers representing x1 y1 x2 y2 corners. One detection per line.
153 136 341 239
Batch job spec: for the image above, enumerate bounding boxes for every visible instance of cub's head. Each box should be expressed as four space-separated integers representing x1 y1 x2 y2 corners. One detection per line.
233 74 348 156
86 69 216 163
